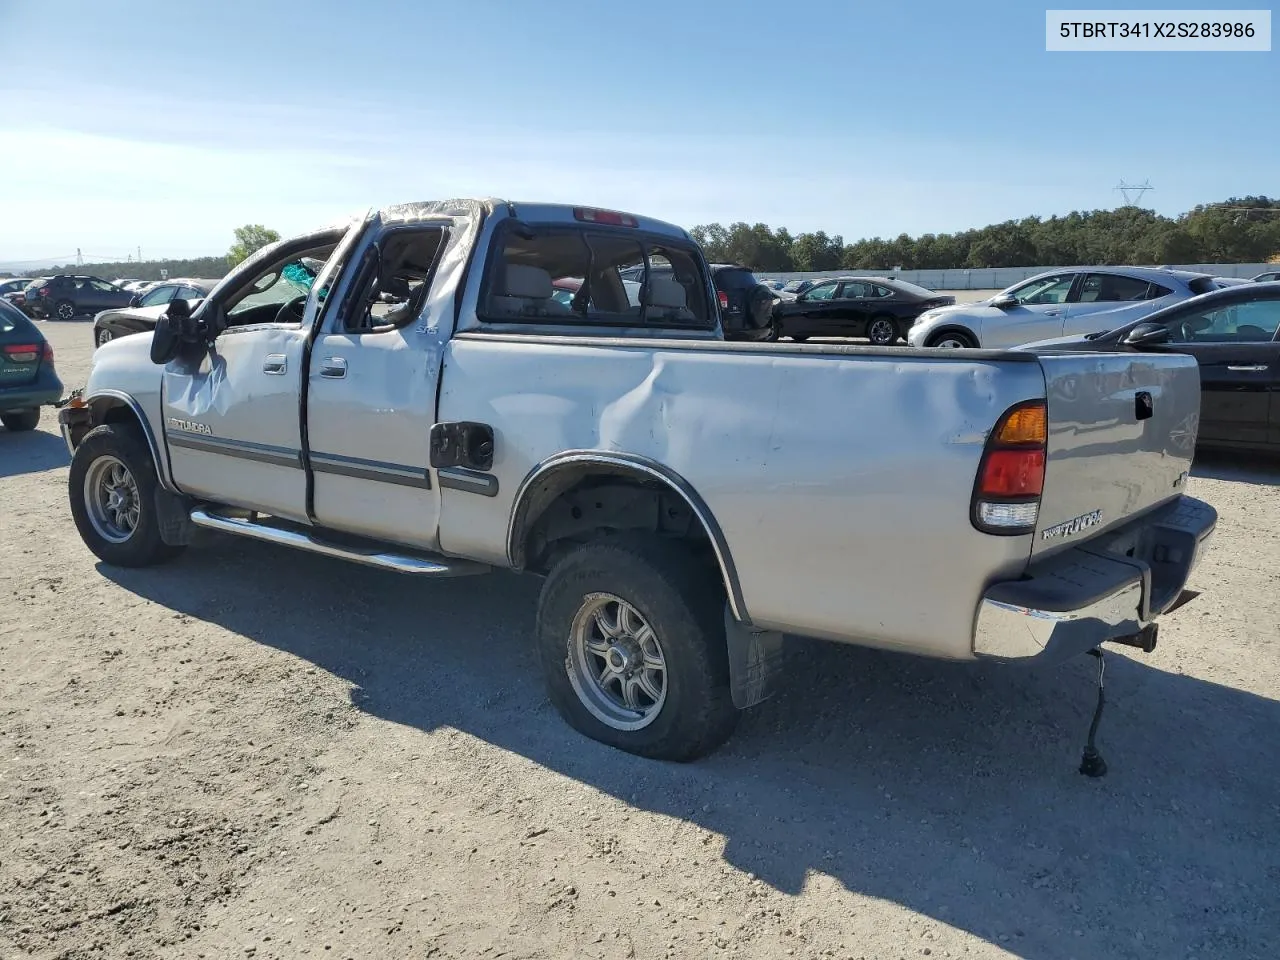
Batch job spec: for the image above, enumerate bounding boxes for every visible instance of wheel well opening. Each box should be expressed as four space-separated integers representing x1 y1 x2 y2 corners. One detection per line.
514 466 715 577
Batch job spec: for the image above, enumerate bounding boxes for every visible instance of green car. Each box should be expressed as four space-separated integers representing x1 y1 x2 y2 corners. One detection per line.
0 298 63 432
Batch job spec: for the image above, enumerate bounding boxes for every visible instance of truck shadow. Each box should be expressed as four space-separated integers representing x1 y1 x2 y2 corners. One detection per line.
102 539 1278 959
0 425 70 478
1192 449 1280 486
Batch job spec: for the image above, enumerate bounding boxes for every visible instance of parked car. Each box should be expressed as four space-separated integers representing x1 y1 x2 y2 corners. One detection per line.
113 278 143 290
0 298 62 431
4 277 49 315
908 266 1220 350
25 275 134 321
92 279 219 348
59 198 1214 763
782 279 815 297
773 276 955 344
0 278 32 298
1017 282 1280 453
1252 269 1280 283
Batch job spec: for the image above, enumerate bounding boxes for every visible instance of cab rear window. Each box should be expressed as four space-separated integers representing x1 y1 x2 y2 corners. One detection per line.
481 224 712 329
714 268 758 290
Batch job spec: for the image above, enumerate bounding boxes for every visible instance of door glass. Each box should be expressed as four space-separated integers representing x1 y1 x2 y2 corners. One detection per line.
340 228 448 333
89 279 117 292
1168 300 1280 343
840 281 872 299
223 247 336 328
1007 275 1073 305
1077 273 1151 303
805 282 838 302
140 285 176 306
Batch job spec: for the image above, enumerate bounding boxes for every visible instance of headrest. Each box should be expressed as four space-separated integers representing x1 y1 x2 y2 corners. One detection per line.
504 264 553 299
644 277 687 310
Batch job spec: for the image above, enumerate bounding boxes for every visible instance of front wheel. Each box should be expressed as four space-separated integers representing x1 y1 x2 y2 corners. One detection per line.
535 536 738 761
866 315 900 345
928 330 978 349
68 423 185 567
1 408 40 431
96 327 113 347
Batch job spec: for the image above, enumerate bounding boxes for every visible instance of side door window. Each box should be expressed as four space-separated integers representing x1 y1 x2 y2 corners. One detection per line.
839 281 872 300
1167 299 1280 344
804 281 838 303
1076 273 1151 304
1008 274 1075 306
139 285 178 307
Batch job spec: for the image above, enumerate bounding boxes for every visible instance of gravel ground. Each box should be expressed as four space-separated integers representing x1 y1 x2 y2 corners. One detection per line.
2 320 1278 960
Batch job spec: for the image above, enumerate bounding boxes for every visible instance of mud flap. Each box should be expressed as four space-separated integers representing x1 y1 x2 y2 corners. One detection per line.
724 607 786 709
155 488 195 546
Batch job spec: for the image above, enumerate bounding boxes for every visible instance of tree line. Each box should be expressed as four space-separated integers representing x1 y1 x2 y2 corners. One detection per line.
692 197 1280 272
11 225 283 283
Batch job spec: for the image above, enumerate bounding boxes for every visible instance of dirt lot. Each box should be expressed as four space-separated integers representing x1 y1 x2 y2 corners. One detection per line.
3 320 1278 960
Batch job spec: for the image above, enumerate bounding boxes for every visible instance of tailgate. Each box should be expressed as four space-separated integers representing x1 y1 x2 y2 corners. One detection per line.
1033 351 1200 558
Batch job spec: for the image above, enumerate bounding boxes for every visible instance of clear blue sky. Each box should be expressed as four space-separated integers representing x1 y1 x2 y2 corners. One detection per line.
0 0 1275 262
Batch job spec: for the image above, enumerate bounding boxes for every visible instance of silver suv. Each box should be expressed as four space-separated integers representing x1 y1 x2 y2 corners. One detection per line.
908 266 1220 349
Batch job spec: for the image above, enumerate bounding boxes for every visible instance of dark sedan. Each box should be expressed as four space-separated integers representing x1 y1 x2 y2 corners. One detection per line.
93 278 218 348
772 276 956 344
1017 282 1280 453
0 298 63 432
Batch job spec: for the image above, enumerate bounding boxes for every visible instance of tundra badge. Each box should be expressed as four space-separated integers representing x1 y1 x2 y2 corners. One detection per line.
167 417 212 436
1041 509 1103 541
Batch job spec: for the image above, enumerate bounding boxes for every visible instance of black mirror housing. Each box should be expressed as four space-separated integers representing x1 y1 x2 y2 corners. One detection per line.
129 294 141 307
1121 321 1170 346
991 294 1017 309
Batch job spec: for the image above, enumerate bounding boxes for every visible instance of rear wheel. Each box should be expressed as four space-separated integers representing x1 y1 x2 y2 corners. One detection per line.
866 315 900 345
68 423 185 567
54 299 76 321
928 330 977 349
535 536 738 761
1 408 40 432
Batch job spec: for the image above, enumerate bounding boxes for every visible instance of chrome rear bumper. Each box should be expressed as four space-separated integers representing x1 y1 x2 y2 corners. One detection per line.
973 496 1216 662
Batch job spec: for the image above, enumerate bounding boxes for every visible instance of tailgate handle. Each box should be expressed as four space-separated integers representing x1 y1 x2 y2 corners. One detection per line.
1135 391 1154 421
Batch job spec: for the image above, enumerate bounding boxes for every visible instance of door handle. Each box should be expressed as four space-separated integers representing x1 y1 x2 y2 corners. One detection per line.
319 357 347 379
1226 364 1268 372
263 354 287 375
1044 309 1061 316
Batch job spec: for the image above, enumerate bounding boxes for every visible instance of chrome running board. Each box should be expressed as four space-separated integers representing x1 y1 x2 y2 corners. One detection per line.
189 508 491 577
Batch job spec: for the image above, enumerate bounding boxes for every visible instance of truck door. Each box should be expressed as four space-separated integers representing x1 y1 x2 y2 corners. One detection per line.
161 220 367 523
305 217 455 548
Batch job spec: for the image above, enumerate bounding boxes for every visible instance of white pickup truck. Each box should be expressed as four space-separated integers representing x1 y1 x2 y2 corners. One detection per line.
60 199 1216 763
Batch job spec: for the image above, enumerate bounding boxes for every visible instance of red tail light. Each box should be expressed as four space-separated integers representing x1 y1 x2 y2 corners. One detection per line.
37 286 50 297
979 449 1045 497
4 343 40 362
717 290 729 310
972 400 1047 535
42 342 55 364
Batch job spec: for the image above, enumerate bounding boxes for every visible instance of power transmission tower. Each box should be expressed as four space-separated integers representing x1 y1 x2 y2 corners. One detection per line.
76 247 83 266
1114 180 1154 207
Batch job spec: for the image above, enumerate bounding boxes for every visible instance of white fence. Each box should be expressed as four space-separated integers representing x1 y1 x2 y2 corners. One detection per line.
758 263 1273 290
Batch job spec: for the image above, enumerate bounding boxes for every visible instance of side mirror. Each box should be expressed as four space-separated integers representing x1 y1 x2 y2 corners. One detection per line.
991 294 1017 309
150 315 178 364
1121 321 1170 347
129 294 142 307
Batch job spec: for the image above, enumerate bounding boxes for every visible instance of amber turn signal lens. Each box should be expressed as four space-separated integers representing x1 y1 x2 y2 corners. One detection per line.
995 402 1047 446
